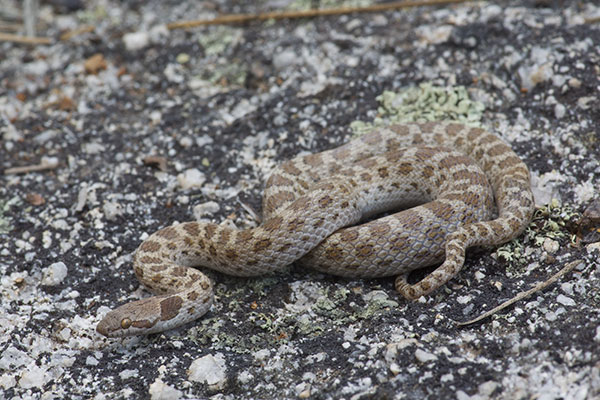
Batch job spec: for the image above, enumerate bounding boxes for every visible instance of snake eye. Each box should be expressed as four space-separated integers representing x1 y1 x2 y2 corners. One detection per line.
120 318 132 329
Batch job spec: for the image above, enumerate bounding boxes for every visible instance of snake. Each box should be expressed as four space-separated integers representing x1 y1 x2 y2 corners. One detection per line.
96 122 535 337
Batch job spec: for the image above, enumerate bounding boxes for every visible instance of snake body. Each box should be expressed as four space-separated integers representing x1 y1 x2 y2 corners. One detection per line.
97 122 534 337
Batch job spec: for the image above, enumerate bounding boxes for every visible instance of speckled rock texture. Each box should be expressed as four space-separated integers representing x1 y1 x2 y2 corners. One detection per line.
1 1 599 399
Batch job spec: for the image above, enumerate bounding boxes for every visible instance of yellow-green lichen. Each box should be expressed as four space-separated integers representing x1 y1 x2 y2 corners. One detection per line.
198 26 242 56
206 61 247 87
350 83 485 135
496 198 580 269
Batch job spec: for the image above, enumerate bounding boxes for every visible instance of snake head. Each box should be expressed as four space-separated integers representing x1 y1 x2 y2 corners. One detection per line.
97 292 213 337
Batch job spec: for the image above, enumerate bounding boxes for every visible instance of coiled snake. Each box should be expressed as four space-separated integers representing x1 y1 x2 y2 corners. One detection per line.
97 122 534 337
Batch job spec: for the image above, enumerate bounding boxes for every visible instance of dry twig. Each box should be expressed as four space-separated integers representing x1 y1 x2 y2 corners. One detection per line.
167 0 474 29
0 32 51 44
4 157 59 175
456 260 580 326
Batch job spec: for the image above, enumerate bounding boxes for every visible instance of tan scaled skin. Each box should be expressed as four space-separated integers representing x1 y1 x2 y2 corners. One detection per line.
97 122 534 338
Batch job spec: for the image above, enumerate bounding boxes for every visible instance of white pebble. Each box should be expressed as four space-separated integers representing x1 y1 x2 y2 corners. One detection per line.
560 282 574 296
568 77 582 88
188 354 227 385
119 369 139 380
543 238 559 254
545 311 557 322
177 168 206 190
193 201 220 218
577 96 595 110
178 136 192 148
0 373 16 389
415 349 438 363
478 381 499 396
556 294 576 306
42 262 68 286
149 24 170 43
554 103 566 119
123 31 149 51
150 110 162 124
237 370 254 384
389 362 401 375
273 50 298 70
456 295 472 304
86 356 99 366
19 365 47 389
0 346 32 369
253 349 271 362
103 201 123 221
148 378 182 400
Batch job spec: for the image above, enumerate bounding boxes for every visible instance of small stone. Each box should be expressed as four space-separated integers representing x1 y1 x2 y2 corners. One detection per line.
556 294 576 306
554 103 566 119
143 156 168 171
19 365 47 389
84 54 107 74
176 53 190 64
103 201 123 221
457 295 472 304
148 378 182 400
25 193 45 206
295 382 310 397
119 369 139 380
177 168 206 190
86 356 99 366
518 62 553 91
83 141 106 154
42 262 68 286
568 77 582 88
188 354 227 386
178 136 192 148
298 387 311 399
0 373 16 390
150 110 162 124
273 50 298 70
149 24 169 43
33 129 60 144
237 370 253 384
478 381 499 396
415 349 438 363
0 346 32 369
253 349 270 362
193 201 220 219
123 31 149 51
577 96 595 110
543 238 559 254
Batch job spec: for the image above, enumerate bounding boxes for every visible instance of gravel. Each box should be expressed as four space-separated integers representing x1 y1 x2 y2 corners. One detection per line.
1 1 599 399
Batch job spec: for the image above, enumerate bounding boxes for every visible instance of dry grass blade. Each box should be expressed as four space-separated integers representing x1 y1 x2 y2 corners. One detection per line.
167 0 474 29
456 260 580 326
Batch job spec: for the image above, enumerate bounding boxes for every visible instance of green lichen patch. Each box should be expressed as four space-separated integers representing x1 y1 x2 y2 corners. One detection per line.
351 83 485 135
198 26 242 56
